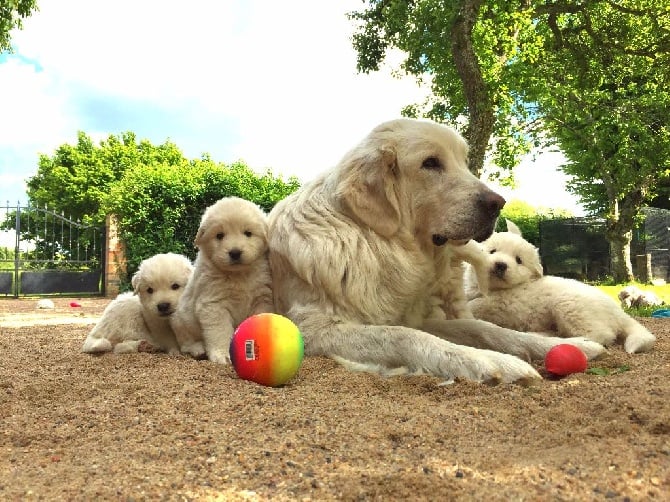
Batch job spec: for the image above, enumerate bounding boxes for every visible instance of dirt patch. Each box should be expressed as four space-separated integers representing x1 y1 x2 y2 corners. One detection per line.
1 297 669 500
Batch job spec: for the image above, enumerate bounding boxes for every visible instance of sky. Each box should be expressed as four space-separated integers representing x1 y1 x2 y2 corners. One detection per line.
0 0 583 215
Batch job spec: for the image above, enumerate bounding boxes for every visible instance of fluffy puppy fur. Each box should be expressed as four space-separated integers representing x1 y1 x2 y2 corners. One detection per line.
268 118 604 386
82 253 194 354
466 221 656 354
170 196 274 364
618 285 665 309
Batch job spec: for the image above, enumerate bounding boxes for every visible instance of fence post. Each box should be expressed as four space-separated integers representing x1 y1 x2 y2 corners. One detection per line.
104 215 126 297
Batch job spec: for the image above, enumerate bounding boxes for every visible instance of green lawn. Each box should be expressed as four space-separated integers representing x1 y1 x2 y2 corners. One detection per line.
597 283 669 317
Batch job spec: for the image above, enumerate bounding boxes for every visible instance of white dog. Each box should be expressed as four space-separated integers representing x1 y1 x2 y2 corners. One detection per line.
82 253 194 354
618 285 665 309
170 197 274 364
466 221 656 354
268 118 604 386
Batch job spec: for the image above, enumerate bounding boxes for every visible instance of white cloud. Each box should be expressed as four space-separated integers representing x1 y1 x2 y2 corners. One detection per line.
1 0 583 214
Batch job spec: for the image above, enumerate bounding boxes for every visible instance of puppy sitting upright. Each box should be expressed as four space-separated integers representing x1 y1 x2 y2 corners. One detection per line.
171 196 274 364
465 220 656 354
82 253 194 354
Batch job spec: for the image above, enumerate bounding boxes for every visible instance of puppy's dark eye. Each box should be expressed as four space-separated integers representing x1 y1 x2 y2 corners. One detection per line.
516 256 522 264
421 156 442 170
489 249 496 254
171 283 180 290
216 232 224 240
147 287 154 294
244 230 252 237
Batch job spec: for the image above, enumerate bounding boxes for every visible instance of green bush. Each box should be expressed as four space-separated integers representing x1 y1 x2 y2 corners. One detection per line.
103 159 300 287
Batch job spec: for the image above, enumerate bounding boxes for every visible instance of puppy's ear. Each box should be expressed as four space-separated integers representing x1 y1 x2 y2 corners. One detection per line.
194 226 206 248
131 270 141 294
531 248 544 278
506 220 522 236
336 145 401 238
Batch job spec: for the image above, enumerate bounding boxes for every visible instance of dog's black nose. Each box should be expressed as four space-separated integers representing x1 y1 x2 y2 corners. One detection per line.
432 234 448 246
478 190 506 218
157 302 171 314
493 262 508 278
229 249 242 261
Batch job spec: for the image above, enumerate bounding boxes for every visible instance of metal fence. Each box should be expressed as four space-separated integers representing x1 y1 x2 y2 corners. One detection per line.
539 208 670 282
0 203 106 297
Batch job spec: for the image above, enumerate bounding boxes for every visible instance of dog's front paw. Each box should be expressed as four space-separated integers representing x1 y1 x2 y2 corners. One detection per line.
207 348 231 365
459 349 542 386
181 341 206 359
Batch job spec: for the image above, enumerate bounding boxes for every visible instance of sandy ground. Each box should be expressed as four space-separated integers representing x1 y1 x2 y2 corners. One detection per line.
0 297 668 501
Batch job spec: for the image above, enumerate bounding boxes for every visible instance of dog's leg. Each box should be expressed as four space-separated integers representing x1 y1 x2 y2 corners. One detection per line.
200 309 235 365
423 318 605 361
291 309 541 385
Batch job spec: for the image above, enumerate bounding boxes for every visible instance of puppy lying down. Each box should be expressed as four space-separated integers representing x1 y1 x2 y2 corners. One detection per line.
82 253 194 354
465 221 656 354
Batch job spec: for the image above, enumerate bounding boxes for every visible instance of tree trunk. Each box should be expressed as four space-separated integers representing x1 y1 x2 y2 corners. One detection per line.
605 193 642 283
607 224 634 283
450 0 493 177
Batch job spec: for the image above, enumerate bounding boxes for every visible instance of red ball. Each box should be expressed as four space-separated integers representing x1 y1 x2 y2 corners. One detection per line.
544 344 588 376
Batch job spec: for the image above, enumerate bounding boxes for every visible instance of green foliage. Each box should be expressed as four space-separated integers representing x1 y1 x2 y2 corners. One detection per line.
0 0 38 53
104 159 299 282
21 131 301 285
27 131 188 226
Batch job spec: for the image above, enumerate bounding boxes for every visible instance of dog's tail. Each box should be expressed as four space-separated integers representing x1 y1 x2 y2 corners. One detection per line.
81 335 113 353
617 314 656 354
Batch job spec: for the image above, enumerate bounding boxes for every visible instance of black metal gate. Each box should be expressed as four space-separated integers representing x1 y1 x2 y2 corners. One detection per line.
0 203 106 297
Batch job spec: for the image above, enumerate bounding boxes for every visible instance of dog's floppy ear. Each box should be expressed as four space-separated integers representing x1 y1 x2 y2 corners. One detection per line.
336 145 401 238
506 219 522 236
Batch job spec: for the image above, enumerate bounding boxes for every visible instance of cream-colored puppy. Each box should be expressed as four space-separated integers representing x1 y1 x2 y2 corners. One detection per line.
466 221 656 354
82 253 194 354
618 285 665 309
171 197 274 364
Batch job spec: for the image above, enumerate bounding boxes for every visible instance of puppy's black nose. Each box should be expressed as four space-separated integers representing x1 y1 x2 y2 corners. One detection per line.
157 302 171 314
432 234 448 246
493 261 508 278
478 191 506 218
229 249 242 261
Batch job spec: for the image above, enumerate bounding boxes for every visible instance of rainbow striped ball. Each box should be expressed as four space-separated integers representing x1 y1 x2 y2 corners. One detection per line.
229 313 304 387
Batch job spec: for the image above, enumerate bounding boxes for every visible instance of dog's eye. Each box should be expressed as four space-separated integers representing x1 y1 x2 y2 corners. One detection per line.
244 230 252 238
421 156 442 170
516 256 523 265
147 287 154 294
171 283 180 290
489 249 496 254
216 232 225 240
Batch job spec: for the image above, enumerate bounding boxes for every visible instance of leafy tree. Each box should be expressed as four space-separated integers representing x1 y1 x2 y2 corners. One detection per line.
350 0 540 179
26 131 187 225
0 0 38 53
349 0 669 282
525 1 670 281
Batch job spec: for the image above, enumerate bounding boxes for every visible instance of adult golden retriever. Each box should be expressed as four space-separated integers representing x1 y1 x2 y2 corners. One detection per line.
268 119 604 385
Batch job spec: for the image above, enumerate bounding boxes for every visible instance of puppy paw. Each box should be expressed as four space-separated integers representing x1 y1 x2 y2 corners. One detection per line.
181 341 206 359
137 340 162 353
207 348 231 365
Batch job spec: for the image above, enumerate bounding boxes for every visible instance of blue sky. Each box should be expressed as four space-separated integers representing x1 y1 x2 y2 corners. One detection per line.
0 0 583 214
